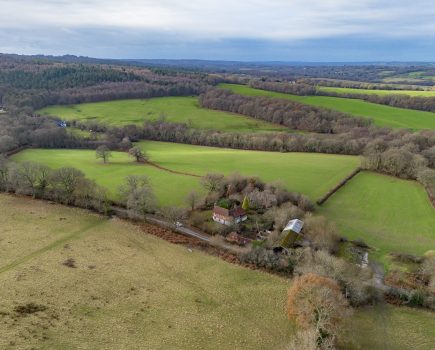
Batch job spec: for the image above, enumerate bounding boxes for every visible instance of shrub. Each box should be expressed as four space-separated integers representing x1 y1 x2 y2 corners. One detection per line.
295 249 379 306
304 215 340 254
287 273 352 348
216 198 232 209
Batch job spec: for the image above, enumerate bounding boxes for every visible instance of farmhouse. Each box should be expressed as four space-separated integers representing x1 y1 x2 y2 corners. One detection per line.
212 205 247 226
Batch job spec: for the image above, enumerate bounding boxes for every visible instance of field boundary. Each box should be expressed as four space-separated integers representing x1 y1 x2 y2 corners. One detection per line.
424 185 435 209
316 167 361 205
4 145 29 157
147 160 201 178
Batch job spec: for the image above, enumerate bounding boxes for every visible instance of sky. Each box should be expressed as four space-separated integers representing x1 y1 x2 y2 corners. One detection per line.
0 0 434 61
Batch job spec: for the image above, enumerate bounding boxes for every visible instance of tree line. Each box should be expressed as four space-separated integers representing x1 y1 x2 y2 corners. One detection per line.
248 80 317 95
247 79 435 113
319 90 435 113
199 88 370 133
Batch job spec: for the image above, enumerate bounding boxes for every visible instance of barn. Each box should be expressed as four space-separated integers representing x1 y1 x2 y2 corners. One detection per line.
280 219 304 248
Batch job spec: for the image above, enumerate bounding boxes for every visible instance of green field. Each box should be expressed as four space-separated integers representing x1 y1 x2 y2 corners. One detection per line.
11 148 204 206
318 172 435 264
12 141 360 204
137 141 360 200
219 83 435 130
12 144 434 264
318 86 435 97
1 194 434 349
37 96 284 132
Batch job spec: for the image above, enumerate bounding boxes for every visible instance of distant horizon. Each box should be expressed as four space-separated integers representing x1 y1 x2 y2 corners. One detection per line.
1 1 434 61
2 52 435 65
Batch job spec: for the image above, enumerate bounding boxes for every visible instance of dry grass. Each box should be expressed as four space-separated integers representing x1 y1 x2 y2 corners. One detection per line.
0 195 293 349
0 194 433 350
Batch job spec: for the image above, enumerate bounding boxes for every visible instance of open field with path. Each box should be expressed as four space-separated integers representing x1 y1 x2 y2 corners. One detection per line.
0 194 293 349
318 172 435 265
11 149 203 206
138 141 360 200
219 83 435 130
318 86 435 97
37 96 285 132
12 142 360 203
1 194 434 349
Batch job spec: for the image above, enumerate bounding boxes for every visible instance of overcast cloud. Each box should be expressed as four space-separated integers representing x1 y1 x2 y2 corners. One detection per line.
0 0 434 60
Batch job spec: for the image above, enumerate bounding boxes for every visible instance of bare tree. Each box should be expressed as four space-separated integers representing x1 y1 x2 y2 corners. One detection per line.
201 173 225 193
128 147 148 163
0 135 17 153
185 190 202 211
159 206 187 227
0 155 9 191
51 167 85 204
126 186 156 219
304 215 340 254
12 161 41 198
96 145 112 164
118 175 150 204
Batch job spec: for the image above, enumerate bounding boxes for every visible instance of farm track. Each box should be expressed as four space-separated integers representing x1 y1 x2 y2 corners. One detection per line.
0 219 104 274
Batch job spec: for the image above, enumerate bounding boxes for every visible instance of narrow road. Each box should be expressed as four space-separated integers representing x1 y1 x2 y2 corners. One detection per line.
145 215 211 242
110 206 211 242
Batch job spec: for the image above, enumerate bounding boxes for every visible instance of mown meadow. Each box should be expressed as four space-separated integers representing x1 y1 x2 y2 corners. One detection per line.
318 172 435 265
37 96 285 132
219 83 435 130
1 194 434 350
318 86 435 97
12 148 203 206
12 141 360 203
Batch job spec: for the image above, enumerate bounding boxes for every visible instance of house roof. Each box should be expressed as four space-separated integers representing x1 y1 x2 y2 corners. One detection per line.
230 207 246 218
213 206 230 217
283 219 304 234
214 205 246 218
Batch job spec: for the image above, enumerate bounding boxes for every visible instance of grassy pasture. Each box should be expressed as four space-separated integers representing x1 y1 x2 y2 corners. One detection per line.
318 86 435 97
0 194 293 349
37 96 285 133
11 149 204 206
219 83 435 130
12 141 360 203
1 194 434 349
349 305 435 350
137 141 360 200
318 172 435 264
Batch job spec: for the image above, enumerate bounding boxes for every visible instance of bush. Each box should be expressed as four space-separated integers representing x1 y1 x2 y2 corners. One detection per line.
240 247 292 272
304 215 340 254
216 198 232 209
295 249 379 306
287 273 352 348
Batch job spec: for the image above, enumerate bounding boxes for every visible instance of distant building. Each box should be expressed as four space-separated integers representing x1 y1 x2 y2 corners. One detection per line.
280 219 304 248
56 120 67 128
212 205 247 226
